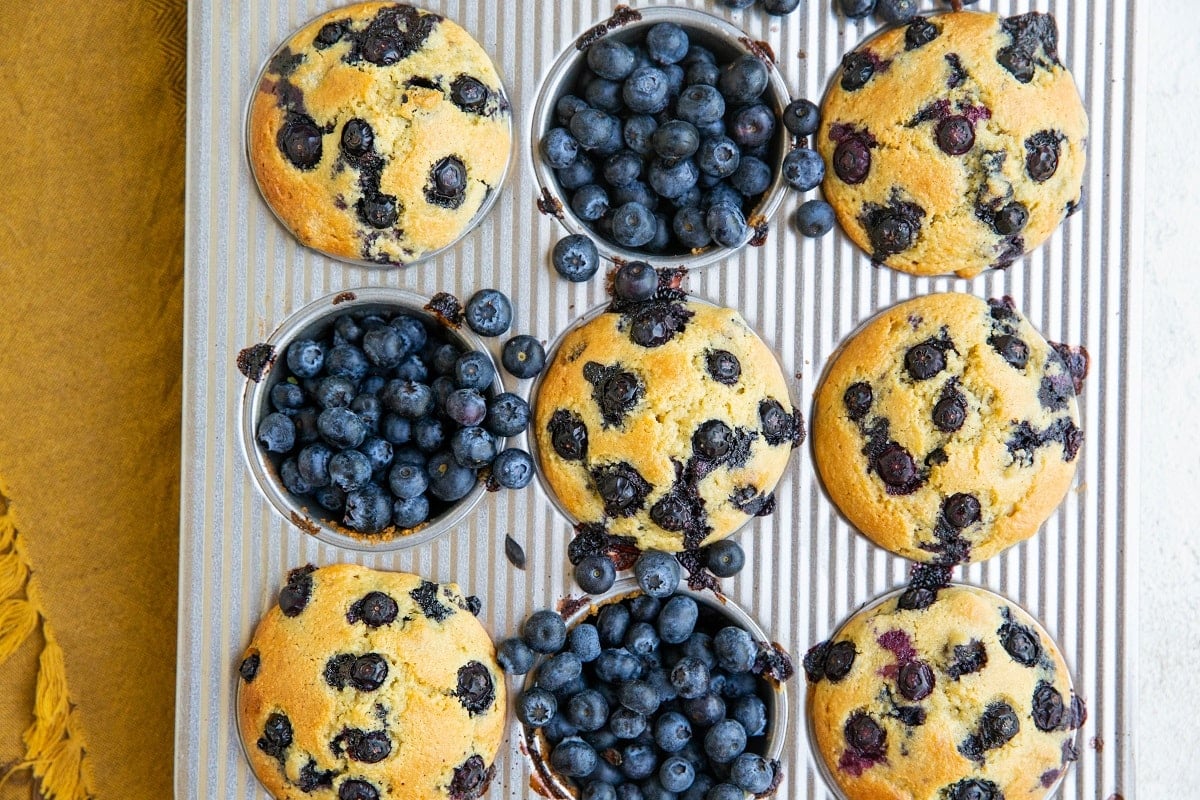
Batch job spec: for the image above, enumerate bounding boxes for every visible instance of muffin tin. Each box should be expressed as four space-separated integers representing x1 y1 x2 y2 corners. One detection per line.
179 2 1142 799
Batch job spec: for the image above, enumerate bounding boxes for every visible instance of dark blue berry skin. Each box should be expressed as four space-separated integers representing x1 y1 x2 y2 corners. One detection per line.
317 407 367 449
589 38 637 80
389 315 426 352
502 335 546 379
485 393 531 437
572 184 611 221
763 0 801 14
658 756 695 793
624 115 659 155
333 314 363 344
702 183 742 211
451 426 498 469
287 339 325 377
706 204 748 248
543 127 580 169
635 551 681 597
658 596 699 645
597 604 632 647
315 376 356 409
594 649 643 683
729 695 767 737
430 343 461 376
654 711 692 753
718 56 768 105
391 494 429 528
680 775 713 800
612 181 660 211
703 720 747 764
258 412 296 453
464 290 513 337
329 449 372 492
613 261 660 302
729 104 776 150
362 326 406 368
571 109 621 151
878 0 919 23
782 99 820 136
445 388 487 427
782 148 825 191
392 354 429 383
454 352 495 392
325 344 370 382
518 687 558 726
603 150 644 188
343 483 392 533
621 742 658 781
381 380 435 419
567 689 610 732
673 207 712 250
611 202 658 247
568 623 603 663
624 623 661 658
619 680 661 716
498 637 535 675
524 609 568 654
652 121 701 160
492 448 534 489
648 158 699 200
609 707 648 740
543 713 580 745
713 627 757 674
623 66 671 114
583 781 618 800
537 651 583 692
730 156 772 197
705 785 741 800
426 450 475 500
350 395 383 433
697 136 741 179
795 199 836 237
280 458 313 495
575 554 617 594
392 446 425 467
717 0 756 7
558 157 597 191
681 632 716 669
388 462 428 499
313 484 346 511
839 0 876 17
669 655 710 700
646 22 689 65
413 416 445 452
705 540 745 577
271 381 306 411
553 234 601 282
297 443 334 486
729 754 773 794
675 85 725 127
586 79 627 115
685 61 721 88
721 672 757 699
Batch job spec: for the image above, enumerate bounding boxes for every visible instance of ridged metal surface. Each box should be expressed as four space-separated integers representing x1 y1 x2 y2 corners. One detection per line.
178 1 1142 797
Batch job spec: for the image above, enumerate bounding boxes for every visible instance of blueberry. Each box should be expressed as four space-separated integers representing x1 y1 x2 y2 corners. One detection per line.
314 484 346 511
840 52 875 92
782 148 825 191
937 115 975 156
732 107 776 155
704 541 745 578
651 121 700 161
669 656 710 700
685 61 721 88
697 136 741 179
574 554 617 595
839 0 877 16
583 783 618 800
524 609 568 654
612 181 660 211
795 199 836 237
568 623 602 663
451 426 497 469
658 756 695 793
392 446 425 468
898 660 935 701
388 462 428 499
991 335 1030 369
485 392 531 436
297 443 334 487
464 289 512 337
381 380 435 419
706 204 747 248
279 115 323 169
586 78 627 115
571 109 621 151
781 98 820 137
413 417 445 452
324 344 369 382
692 419 733 459
426 450 476 501
730 156 772 197
611 202 658 248
717 0 757 7
647 157 699 200
612 262 659 303
552 234 601 282
567 690 610 732
498 335 545 380
624 115 659 155
343 483 392 533
681 632 716 669
429 343 460 376
618 680 661 717
597 603 631 646
610 706 649 740
286 339 324 378
317 408 367 449
833 138 872 185
703 720 747 764
681 693 725 727
279 458 312 495
992 202 1029 236
763 0 800 14
718 56 768 105
543 127 580 169
945 780 1002 800
391 494 429 529
646 22 689 65
713 627 757 674
878 0 919 23
589 38 637 80
271 381 306 411
491 448 534 489
624 66 671 114
673 207 712 250
258 412 296 453
729 753 774 794
558 156 598 191
905 342 946 380
571 184 611 222
350 396 383 433
329 449 372 492
519 686 558 726
538 651 583 691
705 785 741 800
594 649 643 683
454 352 495 391
544 713 580 744
621 742 658 781
675 85 725 128
635 551 681 598
659 596 699 645
497 638 536 675
445 389 487 427
729 695 767 738
654 712 692 753
944 493 981 529
312 376 353 409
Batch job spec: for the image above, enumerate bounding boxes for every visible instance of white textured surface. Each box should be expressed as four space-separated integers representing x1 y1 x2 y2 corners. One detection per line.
1141 2 1200 797
178 2 1142 798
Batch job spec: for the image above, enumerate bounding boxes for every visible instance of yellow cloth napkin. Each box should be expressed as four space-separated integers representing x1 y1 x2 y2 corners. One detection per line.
0 2 185 798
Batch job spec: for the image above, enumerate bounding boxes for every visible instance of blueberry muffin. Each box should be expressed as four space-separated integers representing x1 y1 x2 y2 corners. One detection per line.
805 585 1085 800
533 284 803 552
248 3 511 265
812 293 1084 564
237 564 506 800
819 11 1087 277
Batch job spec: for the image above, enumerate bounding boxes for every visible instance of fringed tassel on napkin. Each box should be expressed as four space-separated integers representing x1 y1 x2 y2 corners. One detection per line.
0 484 95 800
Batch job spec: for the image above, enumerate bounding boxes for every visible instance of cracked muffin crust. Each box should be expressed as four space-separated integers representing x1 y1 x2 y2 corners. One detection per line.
237 564 505 800
248 3 511 265
819 11 1087 277
534 295 802 553
805 585 1084 800
812 293 1083 564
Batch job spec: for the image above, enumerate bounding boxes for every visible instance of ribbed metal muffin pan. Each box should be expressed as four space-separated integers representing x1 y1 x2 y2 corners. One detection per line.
178 1 1143 798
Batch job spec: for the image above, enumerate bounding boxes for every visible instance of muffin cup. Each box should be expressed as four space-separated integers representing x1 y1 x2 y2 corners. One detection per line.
527 294 800 545
240 287 504 552
244 3 514 269
804 582 1079 800
530 6 791 269
521 578 790 798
